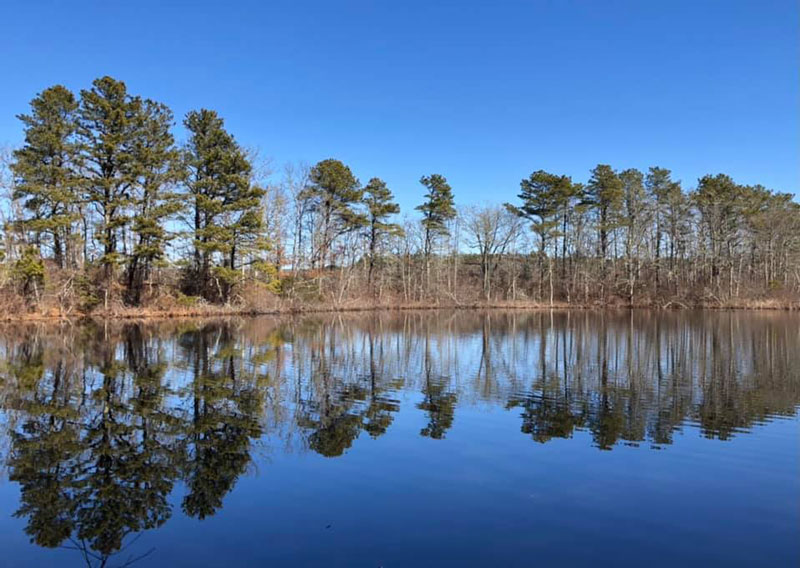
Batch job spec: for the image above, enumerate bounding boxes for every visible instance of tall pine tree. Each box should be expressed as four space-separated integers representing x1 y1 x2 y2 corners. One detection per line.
619 168 649 304
301 159 365 269
646 167 686 288
508 170 573 300
11 85 80 269
183 109 265 302
584 164 623 281
362 177 402 287
125 99 183 305
78 77 140 280
416 174 456 283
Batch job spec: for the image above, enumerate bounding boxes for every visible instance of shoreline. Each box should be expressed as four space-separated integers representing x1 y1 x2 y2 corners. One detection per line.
2 299 798 322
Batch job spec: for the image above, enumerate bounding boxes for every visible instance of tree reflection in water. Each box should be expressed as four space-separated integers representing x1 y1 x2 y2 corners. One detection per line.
0 311 797 565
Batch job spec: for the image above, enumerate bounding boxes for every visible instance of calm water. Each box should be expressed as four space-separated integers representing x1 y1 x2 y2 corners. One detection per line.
0 311 797 567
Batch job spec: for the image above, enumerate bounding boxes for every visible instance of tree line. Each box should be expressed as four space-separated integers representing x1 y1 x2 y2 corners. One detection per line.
1 76 798 314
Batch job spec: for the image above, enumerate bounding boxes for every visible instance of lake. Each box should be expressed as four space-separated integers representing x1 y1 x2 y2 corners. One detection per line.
0 310 797 567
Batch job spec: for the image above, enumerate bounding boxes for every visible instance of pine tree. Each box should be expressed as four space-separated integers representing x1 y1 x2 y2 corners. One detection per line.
183 109 265 302
416 174 456 278
78 77 140 279
301 159 365 269
12 246 45 303
511 170 567 256
509 170 574 301
417 174 456 247
647 167 687 288
362 177 402 287
551 178 583 284
125 99 183 305
693 174 742 295
646 167 671 288
11 85 80 269
619 168 649 304
584 164 623 281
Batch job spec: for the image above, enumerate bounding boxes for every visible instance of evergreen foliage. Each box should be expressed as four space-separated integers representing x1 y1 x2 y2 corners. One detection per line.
183 109 266 303
363 177 402 286
2 76 799 313
11 85 80 269
416 173 456 258
301 158 365 268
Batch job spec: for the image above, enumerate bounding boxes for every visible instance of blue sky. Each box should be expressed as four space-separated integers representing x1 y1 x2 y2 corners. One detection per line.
1 0 797 211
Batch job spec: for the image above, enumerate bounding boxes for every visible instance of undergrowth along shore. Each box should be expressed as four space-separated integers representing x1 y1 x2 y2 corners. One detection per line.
3 297 798 322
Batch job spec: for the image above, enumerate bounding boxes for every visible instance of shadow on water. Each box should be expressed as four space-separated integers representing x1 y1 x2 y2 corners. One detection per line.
0 310 797 565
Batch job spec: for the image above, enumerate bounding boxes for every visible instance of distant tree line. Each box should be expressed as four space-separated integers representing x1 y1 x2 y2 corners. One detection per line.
1 76 798 314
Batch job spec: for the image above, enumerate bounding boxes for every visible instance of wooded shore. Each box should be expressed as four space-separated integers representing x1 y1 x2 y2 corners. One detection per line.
2 76 798 320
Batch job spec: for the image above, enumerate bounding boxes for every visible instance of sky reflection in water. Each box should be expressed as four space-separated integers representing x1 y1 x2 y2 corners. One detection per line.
0 310 797 567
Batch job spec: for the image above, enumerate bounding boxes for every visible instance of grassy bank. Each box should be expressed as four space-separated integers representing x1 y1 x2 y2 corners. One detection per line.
3 296 798 322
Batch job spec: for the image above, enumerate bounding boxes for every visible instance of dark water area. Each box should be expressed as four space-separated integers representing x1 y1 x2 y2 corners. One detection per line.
0 310 797 567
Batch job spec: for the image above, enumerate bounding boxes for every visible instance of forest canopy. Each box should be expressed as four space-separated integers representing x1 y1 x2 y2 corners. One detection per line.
1 77 798 316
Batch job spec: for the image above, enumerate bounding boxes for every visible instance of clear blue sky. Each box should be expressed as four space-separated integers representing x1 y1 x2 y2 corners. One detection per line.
1 0 797 211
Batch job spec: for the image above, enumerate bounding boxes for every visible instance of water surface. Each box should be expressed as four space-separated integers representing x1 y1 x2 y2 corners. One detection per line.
0 310 797 567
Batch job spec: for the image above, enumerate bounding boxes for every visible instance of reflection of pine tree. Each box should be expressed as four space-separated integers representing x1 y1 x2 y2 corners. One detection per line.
507 317 587 443
507 388 587 444
295 330 402 456
416 332 456 440
9 326 183 565
418 379 456 440
307 411 363 458
181 328 264 519
590 395 626 450
72 344 177 557
648 323 689 446
588 349 625 450
300 377 401 454
10 357 81 549
362 392 400 438
362 335 401 438
297 381 366 458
